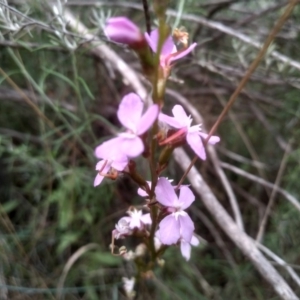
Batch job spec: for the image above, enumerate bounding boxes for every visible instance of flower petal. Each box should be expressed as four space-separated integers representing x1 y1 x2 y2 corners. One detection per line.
145 31 157 53
141 213 152 225
179 213 194 242
145 29 176 56
111 157 128 171
199 132 220 145
94 173 104 187
94 161 111 187
172 105 189 122
137 188 147 197
190 235 200 246
120 136 144 157
155 177 178 207
105 17 143 45
178 186 195 210
169 43 197 64
158 214 180 245
137 104 159 135
137 181 151 197
161 34 176 57
159 113 184 128
117 93 144 132
186 132 206 160
180 239 192 261
94 137 124 159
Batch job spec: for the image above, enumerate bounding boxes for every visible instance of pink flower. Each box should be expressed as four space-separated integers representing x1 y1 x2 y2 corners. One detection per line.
159 105 220 160
117 93 159 157
94 137 129 187
123 209 152 229
113 217 132 239
145 29 197 73
180 235 199 261
105 17 145 46
155 177 195 245
113 209 151 239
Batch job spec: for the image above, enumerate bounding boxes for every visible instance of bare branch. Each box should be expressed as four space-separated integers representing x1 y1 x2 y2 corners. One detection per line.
221 162 300 213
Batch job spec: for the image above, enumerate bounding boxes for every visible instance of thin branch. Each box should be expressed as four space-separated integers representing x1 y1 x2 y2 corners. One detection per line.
218 147 268 169
256 140 292 243
142 0 151 34
220 162 300 213
173 147 298 300
256 242 300 288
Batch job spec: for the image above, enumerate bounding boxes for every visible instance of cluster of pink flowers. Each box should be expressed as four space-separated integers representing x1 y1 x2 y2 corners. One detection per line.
94 17 220 262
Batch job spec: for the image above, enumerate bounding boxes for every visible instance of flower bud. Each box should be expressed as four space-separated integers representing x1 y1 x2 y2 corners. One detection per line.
105 17 146 49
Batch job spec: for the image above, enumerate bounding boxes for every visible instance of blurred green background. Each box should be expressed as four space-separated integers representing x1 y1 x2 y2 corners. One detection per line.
0 0 300 299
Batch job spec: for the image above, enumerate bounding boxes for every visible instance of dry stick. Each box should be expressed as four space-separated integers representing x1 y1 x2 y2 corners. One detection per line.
166 88 244 231
193 208 237 269
256 242 300 288
220 162 300 213
57 243 100 300
256 141 292 243
173 147 298 300
142 0 151 34
176 1 298 188
211 87 265 173
211 84 271 198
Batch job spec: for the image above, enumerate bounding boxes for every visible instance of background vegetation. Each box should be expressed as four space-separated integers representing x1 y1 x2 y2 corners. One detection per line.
0 0 300 299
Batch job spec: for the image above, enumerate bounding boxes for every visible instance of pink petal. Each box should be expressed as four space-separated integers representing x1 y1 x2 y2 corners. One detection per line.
117 93 144 132
111 158 128 171
94 137 124 159
191 235 200 246
137 104 159 135
161 34 176 57
155 177 178 207
180 240 192 261
129 218 141 229
158 214 180 245
94 161 111 187
145 29 175 56
137 181 151 197
159 113 184 128
172 105 188 122
186 132 206 160
169 43 197 64
120 136 144 157
94 173 104 187
141 213 152 225
105 17 143 45
178 186 195 210
199 132 220 145
178 213 194 242
145 29 158 53
137 187 147 197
